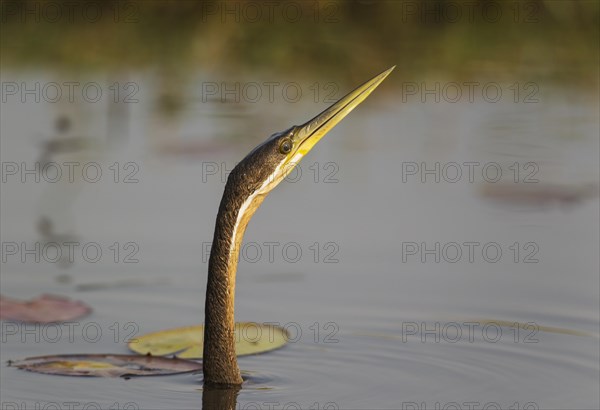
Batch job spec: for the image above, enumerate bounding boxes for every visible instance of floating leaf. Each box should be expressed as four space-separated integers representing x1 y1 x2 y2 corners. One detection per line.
9 354 201 377
129 323 288 359
0 294 91 323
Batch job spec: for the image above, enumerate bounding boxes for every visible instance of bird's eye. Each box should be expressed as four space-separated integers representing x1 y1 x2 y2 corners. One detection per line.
279 139 292 154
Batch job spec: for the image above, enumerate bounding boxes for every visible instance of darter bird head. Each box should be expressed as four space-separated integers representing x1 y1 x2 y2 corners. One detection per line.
224 66 395 209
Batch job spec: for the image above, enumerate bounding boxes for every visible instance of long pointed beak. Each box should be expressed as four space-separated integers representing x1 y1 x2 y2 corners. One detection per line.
291 66 395 158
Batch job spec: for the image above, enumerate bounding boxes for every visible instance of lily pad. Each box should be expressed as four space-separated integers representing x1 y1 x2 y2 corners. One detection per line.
128 323 288 359
9 354 201 377
0 294 92 323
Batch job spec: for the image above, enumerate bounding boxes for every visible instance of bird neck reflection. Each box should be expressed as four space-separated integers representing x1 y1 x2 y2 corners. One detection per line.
202 384 240 410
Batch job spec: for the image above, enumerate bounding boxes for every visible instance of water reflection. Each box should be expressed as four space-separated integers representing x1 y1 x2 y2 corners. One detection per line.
35 115 88 268
1 71 597 407
202 385 240 410
479 181 599 208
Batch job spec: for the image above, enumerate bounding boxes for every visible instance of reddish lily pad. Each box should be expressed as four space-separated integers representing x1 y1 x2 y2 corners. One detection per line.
9 354 201 377
0 294 92 323
129 323 288 359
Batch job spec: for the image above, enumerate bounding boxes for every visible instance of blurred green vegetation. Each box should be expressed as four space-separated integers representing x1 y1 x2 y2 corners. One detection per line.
1 0 598 86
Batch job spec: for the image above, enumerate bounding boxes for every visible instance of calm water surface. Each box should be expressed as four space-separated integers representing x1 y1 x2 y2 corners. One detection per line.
1 72 598 409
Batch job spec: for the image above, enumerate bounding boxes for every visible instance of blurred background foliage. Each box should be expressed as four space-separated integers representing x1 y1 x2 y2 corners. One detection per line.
1 0 598 87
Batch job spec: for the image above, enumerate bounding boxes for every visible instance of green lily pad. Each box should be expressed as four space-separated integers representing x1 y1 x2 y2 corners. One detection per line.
128 323 288 359
9 354 201 377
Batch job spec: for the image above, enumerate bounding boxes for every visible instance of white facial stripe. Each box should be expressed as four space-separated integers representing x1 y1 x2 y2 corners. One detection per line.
229 193 257 260
228 151 302 260
228 164 280 260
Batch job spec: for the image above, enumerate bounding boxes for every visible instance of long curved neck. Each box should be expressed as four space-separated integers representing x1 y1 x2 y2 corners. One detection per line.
203 183 264 387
